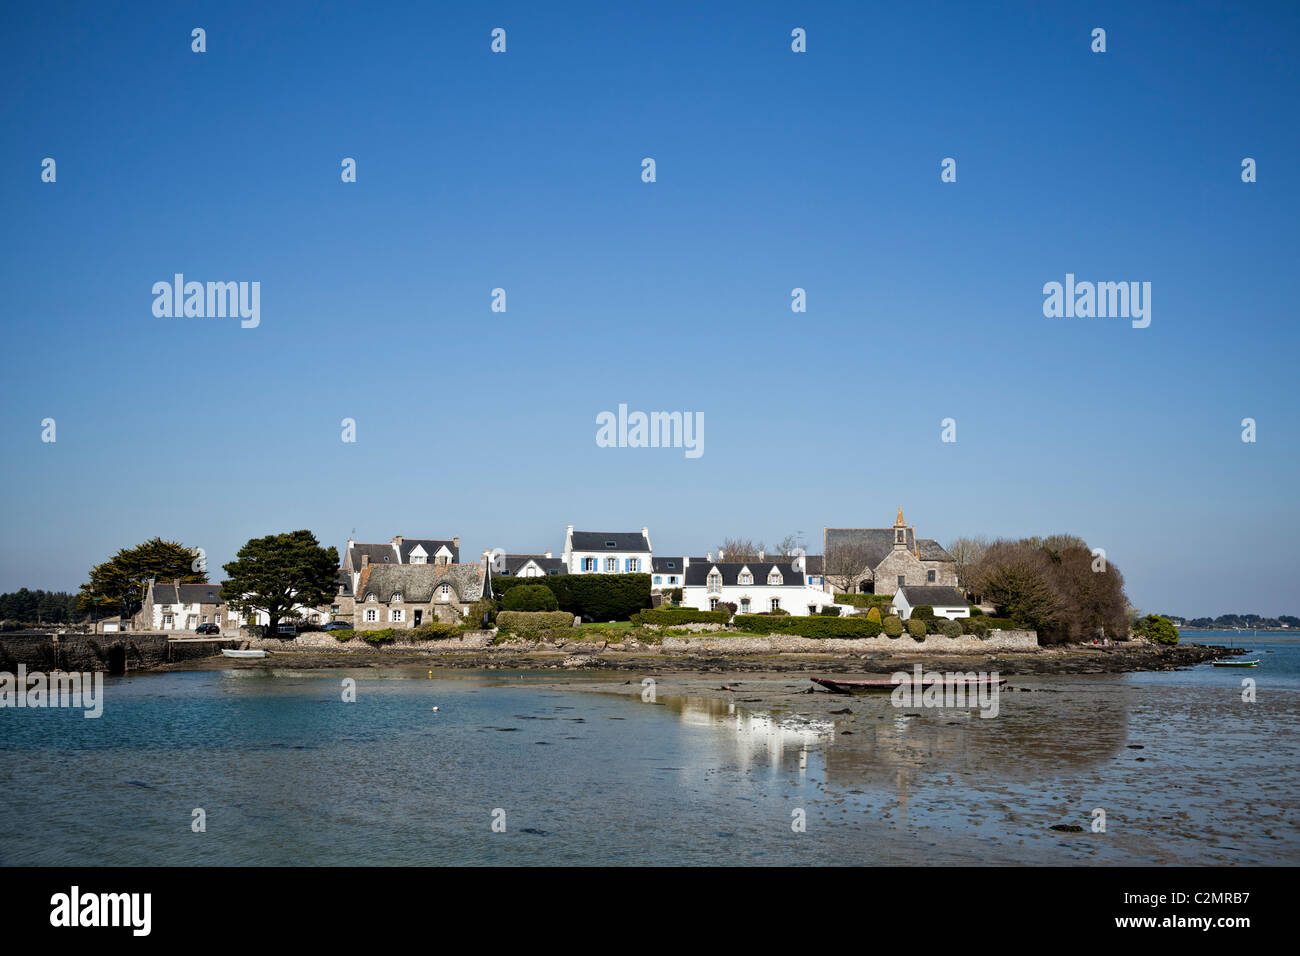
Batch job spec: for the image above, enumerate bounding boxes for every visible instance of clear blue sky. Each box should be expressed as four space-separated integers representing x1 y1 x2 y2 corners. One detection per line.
2 1 1297 617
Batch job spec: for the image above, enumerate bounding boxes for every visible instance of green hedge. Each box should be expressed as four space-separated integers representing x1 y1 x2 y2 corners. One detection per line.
906 619 927 640
631 608 730 627
495 610 576 642
502 584 559 612
981 617 1020 631
940 619 963 638
833 593 895 608
332 629 357 642
883 615 904 637
410 622 462 640
732 615 883 638
363 629 398 645
492 573 651 620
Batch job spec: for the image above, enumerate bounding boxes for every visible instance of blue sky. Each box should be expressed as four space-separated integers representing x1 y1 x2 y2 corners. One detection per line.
2 1 1297 617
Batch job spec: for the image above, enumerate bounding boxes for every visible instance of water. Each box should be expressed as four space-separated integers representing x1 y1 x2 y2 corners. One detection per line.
2 644 1298 865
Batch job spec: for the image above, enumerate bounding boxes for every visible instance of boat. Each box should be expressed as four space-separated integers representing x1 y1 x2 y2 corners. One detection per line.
1212 659 1258 667
221 648 268 659
811 676 1006 694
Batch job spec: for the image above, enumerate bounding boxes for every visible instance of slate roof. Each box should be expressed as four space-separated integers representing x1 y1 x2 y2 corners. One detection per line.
684 562 805 588
570 531 651 551
357 564 486 604
335 568 353 597
802 555 824 574
153 582 224 605
504 554 566 575
898 585 968 607
653 557 686 573
824 529 954 566
397 538 459 563
345 543 397 571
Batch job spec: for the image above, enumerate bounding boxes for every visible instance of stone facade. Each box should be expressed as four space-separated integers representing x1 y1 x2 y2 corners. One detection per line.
824 508 959 596
353 561 488 630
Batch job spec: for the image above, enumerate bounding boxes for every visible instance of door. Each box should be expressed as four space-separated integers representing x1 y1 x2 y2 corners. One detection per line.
414 609 423 626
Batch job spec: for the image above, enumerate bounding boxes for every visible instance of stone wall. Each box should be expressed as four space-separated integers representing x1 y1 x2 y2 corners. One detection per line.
0 631 235 673
244 629 496 652
660 629 1038 654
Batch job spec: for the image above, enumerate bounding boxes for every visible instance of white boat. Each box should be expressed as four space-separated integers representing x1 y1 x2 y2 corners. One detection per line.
221 648 268 659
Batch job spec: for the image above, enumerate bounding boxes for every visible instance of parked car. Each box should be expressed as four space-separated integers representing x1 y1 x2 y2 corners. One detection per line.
322 621 351 632
194 623 221 635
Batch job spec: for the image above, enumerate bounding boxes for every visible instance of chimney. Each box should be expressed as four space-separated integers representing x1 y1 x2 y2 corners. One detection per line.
453 536 459 550
718 549 725 561
683 557 690 569
392 535 403 547
758 549 765 561
361 554 369 568
173 578 180 588
544 549 552 558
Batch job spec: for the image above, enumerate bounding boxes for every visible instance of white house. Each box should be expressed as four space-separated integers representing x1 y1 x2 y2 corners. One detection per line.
562 526 652 574
681 552 839 617
891 585 970 621
142 580 226 632
499 552 566 577
652 556 688 590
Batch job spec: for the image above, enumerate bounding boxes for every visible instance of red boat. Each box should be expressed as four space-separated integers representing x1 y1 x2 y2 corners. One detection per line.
811 676 1007 694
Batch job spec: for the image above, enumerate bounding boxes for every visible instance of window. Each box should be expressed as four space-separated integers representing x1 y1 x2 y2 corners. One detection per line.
808 606 817 615
391 609 404 622
739 571 752 585
896 530 905 543
163 614 173 627
628 558 640 572
768 568 782 586
605 540 617 548
438 584 451 601
411 555 425 564
770 598 781 611
365 608 378 622
740 598 750 613
653 576 662 585
897 576 905 587
583 557 595 571
367 594 376 602
927 569 936 583
669 576 677 584
709 598 719 610
605 557 618 572
331 605 339 613
708 572 722 593
391 592 402 603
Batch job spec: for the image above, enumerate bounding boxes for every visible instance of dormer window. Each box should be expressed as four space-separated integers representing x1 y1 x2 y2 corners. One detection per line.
707 571 722 593
768 568 783 585
438 584 451 601
367 594 376 602
411 555 425 564
391 592 402 603
739 570 753 585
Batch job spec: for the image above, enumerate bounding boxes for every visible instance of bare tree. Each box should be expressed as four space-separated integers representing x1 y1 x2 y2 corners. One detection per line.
946 535 990 590
775 533 803 557
824 541 872 593
716 537 765 562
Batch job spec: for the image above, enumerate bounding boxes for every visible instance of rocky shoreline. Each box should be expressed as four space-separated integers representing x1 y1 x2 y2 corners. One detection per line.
164 639 1238 676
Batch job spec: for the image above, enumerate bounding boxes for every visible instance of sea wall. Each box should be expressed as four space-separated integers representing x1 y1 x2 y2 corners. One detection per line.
243 629 496 652
660 629 1039 654
0 631 235 673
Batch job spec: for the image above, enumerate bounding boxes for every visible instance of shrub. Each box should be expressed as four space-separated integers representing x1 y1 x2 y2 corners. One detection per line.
833 593 894 608
719 601 737 618
732 615 882 639
495 610 576 642
363 629 397 645
982 617 1019 631
911 605 935 623
906 618 927 640
1132 613 1179 645
502 584 559 612
866 606 882 624
941 619 962 638
883 615 904 638
410 622 461 640
819 605 842 617
968 606 984 617
492 573 651 620
630 608 730 627
959 617 990 636
667 588 683 603
464 599 495 628
332 629 356 642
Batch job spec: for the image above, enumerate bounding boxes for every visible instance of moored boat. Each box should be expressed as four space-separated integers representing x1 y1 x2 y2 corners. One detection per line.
221 648 268 659
1211 659 1258 667
811 675 1006 694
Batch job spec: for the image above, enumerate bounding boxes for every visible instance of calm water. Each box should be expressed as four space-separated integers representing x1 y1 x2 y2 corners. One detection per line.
2 636 1297 865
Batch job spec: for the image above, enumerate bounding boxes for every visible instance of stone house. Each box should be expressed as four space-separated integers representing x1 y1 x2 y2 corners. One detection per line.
341 535 461 596
823 508 958 596
354 560 489 630
140 579 226 632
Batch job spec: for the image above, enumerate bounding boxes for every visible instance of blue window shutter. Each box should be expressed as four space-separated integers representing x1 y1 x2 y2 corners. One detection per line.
623 558 629 572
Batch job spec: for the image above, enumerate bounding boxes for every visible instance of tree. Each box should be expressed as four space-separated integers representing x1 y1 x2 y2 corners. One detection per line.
1133 614 1179 645
945 536 990 592
716 538 765 562
966 540 1064 637
78 538 205 621
221 531 339 638
824 541 872 593
502 584 559 612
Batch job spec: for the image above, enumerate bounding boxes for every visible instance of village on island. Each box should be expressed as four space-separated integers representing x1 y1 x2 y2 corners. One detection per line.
54 505 1182 668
